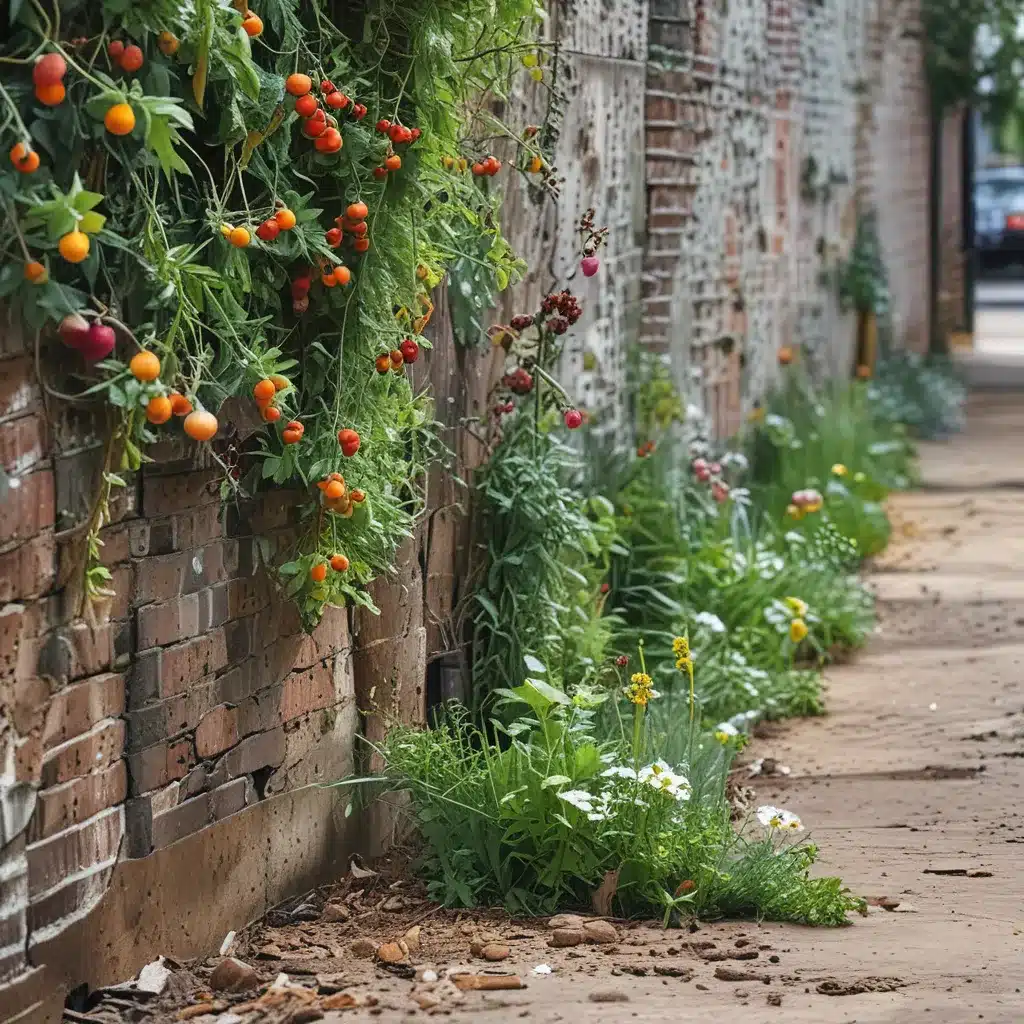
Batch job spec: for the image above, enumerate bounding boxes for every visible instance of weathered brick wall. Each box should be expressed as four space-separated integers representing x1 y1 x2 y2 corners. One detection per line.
644 0 933 434
855 0 931 355
0 315 479 1012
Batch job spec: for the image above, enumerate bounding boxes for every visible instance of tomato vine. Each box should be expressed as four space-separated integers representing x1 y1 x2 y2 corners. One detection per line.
1 0 549 630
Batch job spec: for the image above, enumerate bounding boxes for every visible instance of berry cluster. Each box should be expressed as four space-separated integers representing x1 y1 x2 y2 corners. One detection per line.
502 368 534 395
540 289 583 326
375 338 420 374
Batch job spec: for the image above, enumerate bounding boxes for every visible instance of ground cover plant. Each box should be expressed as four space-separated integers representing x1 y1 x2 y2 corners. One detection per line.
368 649 862 925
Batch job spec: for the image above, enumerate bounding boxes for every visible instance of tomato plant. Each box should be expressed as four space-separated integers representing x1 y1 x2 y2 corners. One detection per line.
1 0 548 629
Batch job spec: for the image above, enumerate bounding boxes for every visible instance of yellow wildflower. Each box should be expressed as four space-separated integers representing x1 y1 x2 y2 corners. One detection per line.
624 672 658 706
854 471 866 483
831 463 848 476
671 636 690 667
789 618 808 643
784 596 808 618
786 504 803 520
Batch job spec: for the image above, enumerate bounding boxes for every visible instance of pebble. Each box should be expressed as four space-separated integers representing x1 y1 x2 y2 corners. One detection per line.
350 938 378 958
547 914 585 930
377 941 408 964
589 990 629 1003
583 920 619 944
548 928 584 948
322 903 351 923
209 957 259 994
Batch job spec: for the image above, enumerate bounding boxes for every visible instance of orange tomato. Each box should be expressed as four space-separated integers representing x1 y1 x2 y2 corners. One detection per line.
330 554 350 572
385 154 401 171
325 480 344 500
777 346 795 366
183 410 218 441
146 395 173 424
375 354 392 374
130 351 161 381
253 378 276 402
169 392 193 416
261 405 281 422
158 31 180 56
23 261 47 284
285 73 312 96
104 102 136 136
58 230 90 263
275 208 297 230
9 143 40 173
350 489 366 503
242 13 263 36
271 374 291 392
321 272 337 288
294 94 318 117
314 128 342 153
283 428 302 445
353 237 370 253
228 226 251 248
332 265 351 285
310 562 327 582
345 201 368 221
35 83 65 106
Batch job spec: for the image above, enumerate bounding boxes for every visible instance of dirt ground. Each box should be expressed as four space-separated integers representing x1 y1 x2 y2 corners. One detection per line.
74 394 1024 1024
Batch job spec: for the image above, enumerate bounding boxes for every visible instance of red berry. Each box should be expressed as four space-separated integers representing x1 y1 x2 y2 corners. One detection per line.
321 79 335 93
400 338 419 363
373 166 388 179
326 227 342 247
291 276 312 299
295 93 318 117
409 127 421 141
352 103 367 120
108 40 125 60
256 219 280 241
388 124 404 143
303 116 327 138
325 91 346 109
376 118 391 133
564 408 583 429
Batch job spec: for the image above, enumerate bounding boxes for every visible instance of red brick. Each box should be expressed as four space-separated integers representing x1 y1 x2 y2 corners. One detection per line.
195 704 239 758
220 728 285 778
27 863 115 934
157 628 227 698
0 470 54 545
43 673 125 749
279 662 336 723
37 621 114 684
177 505 223 549
133 552 186 604
12 674 49 734
227 576 271 618
0 355 37 419
142 469 220 515
97 523 132 566
26 806 122 898
106 563 134 621
15 732 42 784
0 532 56 603
128 737 193 794
136 593 200 648
0 412 45 476
293 606 350 669
29 760 127 841
40 719 125 786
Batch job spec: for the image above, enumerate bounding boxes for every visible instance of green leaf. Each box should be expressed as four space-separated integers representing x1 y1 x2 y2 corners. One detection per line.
146 116 192 181
71 190 104 214
78 212 106 234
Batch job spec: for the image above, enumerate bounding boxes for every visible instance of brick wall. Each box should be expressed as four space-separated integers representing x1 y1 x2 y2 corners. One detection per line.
643 0 934 434
0 309 482 1009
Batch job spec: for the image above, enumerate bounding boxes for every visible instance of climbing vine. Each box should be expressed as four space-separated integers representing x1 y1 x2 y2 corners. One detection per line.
0 0 556 629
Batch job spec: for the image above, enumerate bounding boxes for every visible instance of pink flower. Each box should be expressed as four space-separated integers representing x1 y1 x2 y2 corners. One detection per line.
711 481 730 503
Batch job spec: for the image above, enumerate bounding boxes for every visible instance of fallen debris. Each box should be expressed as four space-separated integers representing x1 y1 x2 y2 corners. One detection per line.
209 957 259 994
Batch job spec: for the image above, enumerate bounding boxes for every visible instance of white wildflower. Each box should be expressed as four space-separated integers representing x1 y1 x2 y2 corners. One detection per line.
756 805 804 831
557 789 596 813
713 721 738 744
601 765 639 780
693 611 726 634
639 761 691 802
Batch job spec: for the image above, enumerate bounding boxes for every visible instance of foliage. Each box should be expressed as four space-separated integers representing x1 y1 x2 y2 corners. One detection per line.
837 211 889 321
367 656 861 925
922 0 1024 117
0 0 548 629
868 350 967 440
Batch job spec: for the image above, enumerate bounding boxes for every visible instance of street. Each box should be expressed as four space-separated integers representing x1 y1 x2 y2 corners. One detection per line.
973 276 1024 362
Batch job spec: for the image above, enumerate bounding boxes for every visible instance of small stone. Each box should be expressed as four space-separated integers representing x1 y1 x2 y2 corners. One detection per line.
480 944 511 962
548 928 584 948
383 896 407 911
322 903 351 923
350 938 377 958
209 957 259 994
255 943 283 959
377 941 408 964
767 993 782 1007
403 925 422 953
589 990 629 1003
547 914 584 930
583 920 618 944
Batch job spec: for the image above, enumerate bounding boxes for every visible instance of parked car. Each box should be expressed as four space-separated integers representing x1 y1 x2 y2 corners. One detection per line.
974 166 1024 270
